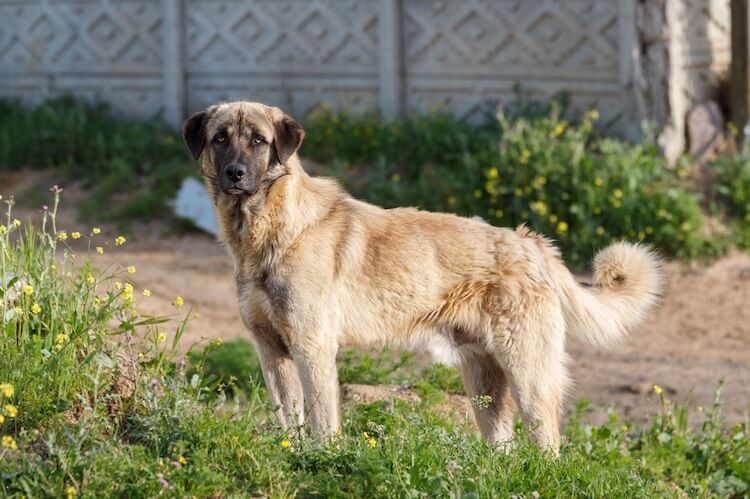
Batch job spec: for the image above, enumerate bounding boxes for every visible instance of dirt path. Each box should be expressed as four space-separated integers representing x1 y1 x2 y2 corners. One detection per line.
3 171 749 426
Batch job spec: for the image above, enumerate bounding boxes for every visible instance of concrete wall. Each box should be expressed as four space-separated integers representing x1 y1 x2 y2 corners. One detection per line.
0 0 732 148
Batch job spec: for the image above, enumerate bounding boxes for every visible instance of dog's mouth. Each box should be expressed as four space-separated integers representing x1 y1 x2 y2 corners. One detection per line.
222 186 260 197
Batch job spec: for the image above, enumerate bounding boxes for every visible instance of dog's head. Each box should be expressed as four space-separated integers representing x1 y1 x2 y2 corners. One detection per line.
182 102 304 197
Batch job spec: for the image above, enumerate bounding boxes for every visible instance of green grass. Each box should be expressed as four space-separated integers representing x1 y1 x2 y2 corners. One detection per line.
0 197 748 497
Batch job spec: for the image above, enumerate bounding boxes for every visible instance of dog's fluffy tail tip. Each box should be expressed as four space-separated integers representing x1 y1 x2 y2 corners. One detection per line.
592 241 664 298
563 241 664 349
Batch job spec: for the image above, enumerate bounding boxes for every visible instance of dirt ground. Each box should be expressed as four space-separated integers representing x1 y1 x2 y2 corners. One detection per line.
3 171 749 426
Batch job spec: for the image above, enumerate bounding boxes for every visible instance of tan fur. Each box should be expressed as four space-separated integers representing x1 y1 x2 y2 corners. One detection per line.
183 102 664 453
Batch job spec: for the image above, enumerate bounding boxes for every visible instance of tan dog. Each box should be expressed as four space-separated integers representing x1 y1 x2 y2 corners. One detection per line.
182 101 662 453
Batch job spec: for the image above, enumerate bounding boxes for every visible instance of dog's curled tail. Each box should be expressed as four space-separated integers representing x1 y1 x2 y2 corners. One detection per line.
558 242 663 348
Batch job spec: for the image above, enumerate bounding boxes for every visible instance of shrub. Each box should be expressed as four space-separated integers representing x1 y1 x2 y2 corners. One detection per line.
0 190 189 431
304 105 717 268
712 148 750 247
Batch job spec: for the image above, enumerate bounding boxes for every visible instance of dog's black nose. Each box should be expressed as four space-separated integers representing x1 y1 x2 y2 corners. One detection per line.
224 163 246 183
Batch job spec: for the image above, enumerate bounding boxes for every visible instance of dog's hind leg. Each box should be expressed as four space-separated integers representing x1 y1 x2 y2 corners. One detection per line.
496 303 568 455
459 349 515 447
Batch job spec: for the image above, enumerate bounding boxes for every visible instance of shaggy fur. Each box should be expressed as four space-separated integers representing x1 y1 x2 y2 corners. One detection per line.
182 101 664 453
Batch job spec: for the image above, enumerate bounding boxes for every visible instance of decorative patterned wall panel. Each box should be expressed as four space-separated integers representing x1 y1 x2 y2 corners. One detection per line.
184 0 380 116
0 0 734 144
0 0 163 118
403 0 629 133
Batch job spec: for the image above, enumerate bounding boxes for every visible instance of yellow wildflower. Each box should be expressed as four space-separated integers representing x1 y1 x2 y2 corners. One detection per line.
549 214 558 224
96 246 104 254
367 437 377 448
680 222 692 232
92 227 101 235
494 209 503 219
486 167 499 179
1 436 17 450
613 189 623 199
12 219 20 228
4 404 17 418
280 439 291 449
447 195 457 206
657 208 668 218
31 303 41 314
66 486 77 499
638 231 646 240
552 122 566 138
23 285 33 296
594 177 603 187
532 201 547 216
14 307 23 316
653 385 663 395
71 231 81 240
157 333 167 343
143 289 151 297
174 296 184 308
514 188 523 197
556 221 569 234
115 282 122 290
533 175 547 187
0 414 4 424
0 225 6 235
127 265 136 274
586 109 600 121
178 455 187 465
56 333 68 344
122 283 134 303
646 226 654 234
87 275 95 285
58 231 68 241
0 383 13 398
115 236 126 246
596 226 605 236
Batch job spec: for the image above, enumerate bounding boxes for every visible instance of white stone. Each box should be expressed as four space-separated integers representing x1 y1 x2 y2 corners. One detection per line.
173 177 217 235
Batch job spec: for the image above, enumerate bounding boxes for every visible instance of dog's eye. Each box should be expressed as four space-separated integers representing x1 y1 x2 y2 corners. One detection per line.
252 137 264 145
215 134 226 143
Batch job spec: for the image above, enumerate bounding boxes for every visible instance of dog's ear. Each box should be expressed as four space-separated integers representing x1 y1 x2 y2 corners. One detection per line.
270 108 305 165
182 110 208 160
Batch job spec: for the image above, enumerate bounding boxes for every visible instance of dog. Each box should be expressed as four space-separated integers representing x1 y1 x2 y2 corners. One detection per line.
182 101 662 453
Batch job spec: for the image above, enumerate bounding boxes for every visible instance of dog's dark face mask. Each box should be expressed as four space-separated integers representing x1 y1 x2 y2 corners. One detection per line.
181 102 305 197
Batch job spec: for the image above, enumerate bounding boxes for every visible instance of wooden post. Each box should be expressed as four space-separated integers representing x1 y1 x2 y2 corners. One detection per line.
162 0 186 129
378 0 403 118
731 0 750 133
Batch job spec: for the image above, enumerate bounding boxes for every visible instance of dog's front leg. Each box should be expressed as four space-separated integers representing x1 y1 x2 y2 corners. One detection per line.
254 335 305 429
292 339 341 437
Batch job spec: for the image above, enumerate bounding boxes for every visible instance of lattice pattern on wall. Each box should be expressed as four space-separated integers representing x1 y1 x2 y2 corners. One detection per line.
184 0 380 118
403 0 629 131
0 0 164 117
0 0 734 141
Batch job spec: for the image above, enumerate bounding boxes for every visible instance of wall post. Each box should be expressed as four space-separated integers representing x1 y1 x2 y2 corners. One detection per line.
378 0 403 118
162 0 186 129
